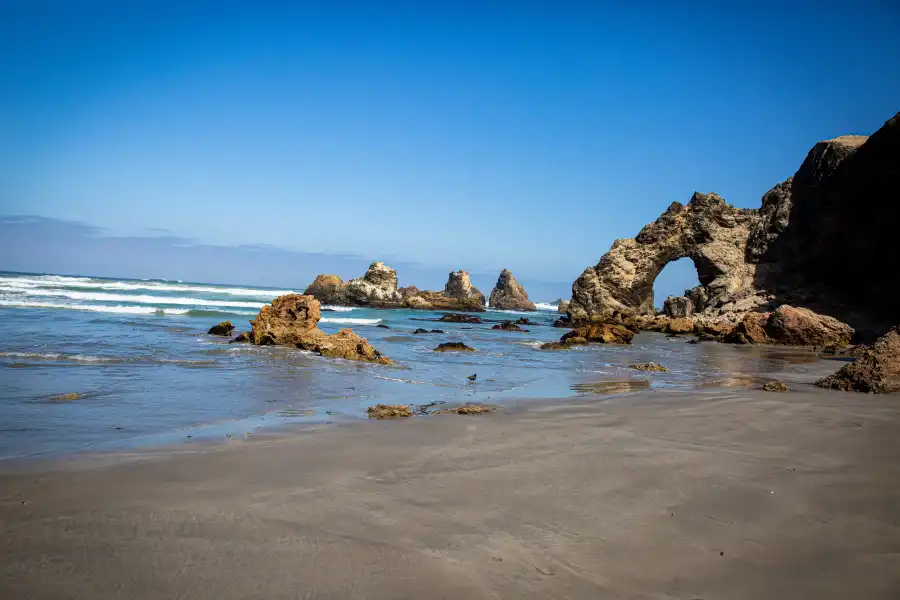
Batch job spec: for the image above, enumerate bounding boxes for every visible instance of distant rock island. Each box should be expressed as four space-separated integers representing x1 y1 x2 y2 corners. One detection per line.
304 262 487 312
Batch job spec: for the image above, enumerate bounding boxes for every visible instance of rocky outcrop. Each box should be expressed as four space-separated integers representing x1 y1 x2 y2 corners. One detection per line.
229 331 252 343
762 381 789 392
439 313 482 324
492 321 528 332
434 342 476 352
565 113 900 339
662 317 694 335
725 306 853 347
561 323 633 344
816 327 900 394
488 269 536 311
208 321 235 336
401 270 486 312
304 262 403 308
629 362 669 372
557 300 570 313
345 262 403 307
663 296 693 319
367 404 413 419
303 274 349 305
250 294 392 364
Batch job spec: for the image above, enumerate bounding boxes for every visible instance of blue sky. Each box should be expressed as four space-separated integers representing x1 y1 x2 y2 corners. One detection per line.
2 1 898 302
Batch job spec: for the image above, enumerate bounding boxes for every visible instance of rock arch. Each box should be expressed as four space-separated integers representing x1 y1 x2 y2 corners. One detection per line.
567 192 764 323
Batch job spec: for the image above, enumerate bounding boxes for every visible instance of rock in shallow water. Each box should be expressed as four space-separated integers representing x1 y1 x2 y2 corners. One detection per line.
762 380 789 392
433 342 476 352
492 321 528 332
367 404 413 419
250 294 391 364
488 269 536 311
439 313 483 324
208 321 235 336
816 326 900 393
725 305 853 347
629 362 669 372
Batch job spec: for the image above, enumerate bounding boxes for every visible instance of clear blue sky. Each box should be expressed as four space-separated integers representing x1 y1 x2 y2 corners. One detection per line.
2 1 898 301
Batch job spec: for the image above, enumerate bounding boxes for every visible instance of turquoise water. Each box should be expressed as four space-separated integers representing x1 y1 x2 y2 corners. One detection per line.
0 272 841 460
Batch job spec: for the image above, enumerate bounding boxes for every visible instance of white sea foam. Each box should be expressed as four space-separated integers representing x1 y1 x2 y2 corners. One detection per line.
321 305 355 312
0 351 63 359
0 276 292 298
534 302 559 311
0 299 193 315
320 317 382 325
0 286 265 309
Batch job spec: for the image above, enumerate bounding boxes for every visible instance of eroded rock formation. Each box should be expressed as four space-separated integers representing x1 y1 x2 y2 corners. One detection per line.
566 112 899 339
816 326 900 394
489 269 535 311
303 274 349 305
724 306 854 347
405 270 486 312
345 262 403 307
250 294 391 364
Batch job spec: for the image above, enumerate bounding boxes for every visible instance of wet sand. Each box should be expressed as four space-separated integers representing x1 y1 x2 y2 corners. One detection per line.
2 388 900 599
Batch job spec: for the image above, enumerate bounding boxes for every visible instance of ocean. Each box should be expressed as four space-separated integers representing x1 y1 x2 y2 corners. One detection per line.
0 271 842 461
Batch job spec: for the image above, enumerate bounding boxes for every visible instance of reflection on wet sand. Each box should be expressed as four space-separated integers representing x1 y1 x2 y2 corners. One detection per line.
571 380 651 396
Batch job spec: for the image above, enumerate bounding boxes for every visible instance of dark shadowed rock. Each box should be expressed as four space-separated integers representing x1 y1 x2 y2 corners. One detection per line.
431 329 444 334
439 313 483 324
208 321 235 336
412 328 430 334
229 331 252 343
816 327 900 393
433 342 476 352
492 321 528 332
663 295 694 318
489 269 536 311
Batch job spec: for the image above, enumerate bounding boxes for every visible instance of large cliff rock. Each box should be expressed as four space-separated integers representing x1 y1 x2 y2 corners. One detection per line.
488 269 536 311
250 294 391 364
566 112 899 338
816 326 900 394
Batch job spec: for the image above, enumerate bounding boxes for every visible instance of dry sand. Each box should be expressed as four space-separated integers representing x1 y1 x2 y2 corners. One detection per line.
2 388 900 599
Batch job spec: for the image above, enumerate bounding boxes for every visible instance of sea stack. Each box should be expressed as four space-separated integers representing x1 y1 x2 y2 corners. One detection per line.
489 269 536 311
250 294 392 364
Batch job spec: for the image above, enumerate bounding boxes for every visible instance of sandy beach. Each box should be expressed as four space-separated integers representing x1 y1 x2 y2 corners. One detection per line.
2 387 899 599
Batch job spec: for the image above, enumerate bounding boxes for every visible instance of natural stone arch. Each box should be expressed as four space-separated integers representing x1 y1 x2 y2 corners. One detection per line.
567 192 763 323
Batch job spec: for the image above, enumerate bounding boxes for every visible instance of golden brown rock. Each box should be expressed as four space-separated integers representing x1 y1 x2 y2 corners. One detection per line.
663 317 694 334
561 323 634 344
251 294 391 364
303 274 348 305
367 404 413 419
724 312 771 344
762 381 789 392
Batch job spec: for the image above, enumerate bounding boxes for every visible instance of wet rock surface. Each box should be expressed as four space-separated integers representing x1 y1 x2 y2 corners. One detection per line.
439 313 483 324
492 321 528 332
816 326 900 393
561 323 634 344
208 321 235 336
367 404 413 419
629 362 669 372
725 306 853 347
250 294 392 364
433 342 476 352
762 380 789 392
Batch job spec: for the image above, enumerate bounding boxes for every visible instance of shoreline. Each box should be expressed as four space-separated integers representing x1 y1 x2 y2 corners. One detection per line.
3 387 899 598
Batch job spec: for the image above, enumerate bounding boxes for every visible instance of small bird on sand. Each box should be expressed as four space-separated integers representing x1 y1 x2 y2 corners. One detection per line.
467 373 477 382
